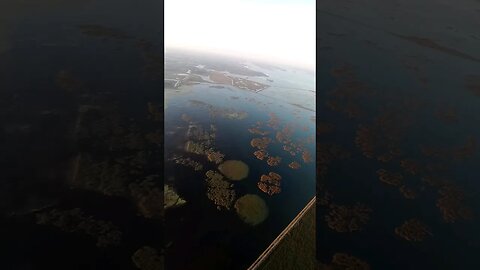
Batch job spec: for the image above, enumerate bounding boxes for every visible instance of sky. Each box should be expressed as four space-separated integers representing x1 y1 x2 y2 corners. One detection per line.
164 0 315 70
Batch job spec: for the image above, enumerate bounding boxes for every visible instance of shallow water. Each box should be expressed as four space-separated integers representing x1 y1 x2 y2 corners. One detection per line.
164 64 315 270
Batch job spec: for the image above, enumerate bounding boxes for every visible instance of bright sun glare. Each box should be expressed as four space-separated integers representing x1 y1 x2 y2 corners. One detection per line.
165 0 315 70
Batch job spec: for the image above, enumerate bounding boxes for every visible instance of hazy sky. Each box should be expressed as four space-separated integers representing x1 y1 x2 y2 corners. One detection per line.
165 0 315 70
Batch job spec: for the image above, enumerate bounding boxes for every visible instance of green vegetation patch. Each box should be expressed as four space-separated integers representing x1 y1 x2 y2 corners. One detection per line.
258 204 315 270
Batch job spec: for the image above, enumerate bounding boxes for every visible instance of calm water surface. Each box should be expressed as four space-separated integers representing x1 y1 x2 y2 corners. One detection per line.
165 66 316 270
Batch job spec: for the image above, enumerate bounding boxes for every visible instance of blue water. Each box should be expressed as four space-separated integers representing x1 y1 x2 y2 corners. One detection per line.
164 66 315 270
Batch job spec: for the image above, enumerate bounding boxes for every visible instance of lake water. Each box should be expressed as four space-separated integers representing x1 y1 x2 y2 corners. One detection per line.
164 63 316 270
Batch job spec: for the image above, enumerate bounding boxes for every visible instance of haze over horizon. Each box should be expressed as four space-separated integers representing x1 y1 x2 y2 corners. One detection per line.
165 0 315 70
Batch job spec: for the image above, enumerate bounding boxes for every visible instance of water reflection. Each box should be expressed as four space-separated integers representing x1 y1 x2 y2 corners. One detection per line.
164 49 315 270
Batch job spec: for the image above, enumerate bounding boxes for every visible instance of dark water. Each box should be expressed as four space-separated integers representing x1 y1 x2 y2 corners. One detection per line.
317 0 480 269
0 1 164 269
164 68 315 270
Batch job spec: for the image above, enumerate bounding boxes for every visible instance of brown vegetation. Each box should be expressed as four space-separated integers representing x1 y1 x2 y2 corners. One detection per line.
267 156 281 166
267 113 280 130
326 65 376 119
251 137 272 150
248 127 270 136
355 109 413 162
326 253 371 270
205 170 236 210
395 219 432 242
129 176 164 219
400 159 423 175
288 161 301 169
209 71 233 85
170 155 203 171
302 150 313 163
258 172 282 196
208 71 269 92
436 184 473 223
376 169 403 187
399 185 417 199
325 203 372 232
206 149 225 164
254 150 269 160
36 208 122 247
